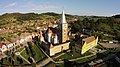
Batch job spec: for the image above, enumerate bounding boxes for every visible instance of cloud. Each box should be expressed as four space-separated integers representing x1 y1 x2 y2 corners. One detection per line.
9 2 16 7
31 5 59 11
5 2 17 8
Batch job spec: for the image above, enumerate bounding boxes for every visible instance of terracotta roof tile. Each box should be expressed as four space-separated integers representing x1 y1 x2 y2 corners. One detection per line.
47 27 53 34
0 43 4 48
47 27 58 34
82 36 95 44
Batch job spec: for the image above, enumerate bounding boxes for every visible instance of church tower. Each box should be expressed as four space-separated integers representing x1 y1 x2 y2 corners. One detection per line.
59 10 68 43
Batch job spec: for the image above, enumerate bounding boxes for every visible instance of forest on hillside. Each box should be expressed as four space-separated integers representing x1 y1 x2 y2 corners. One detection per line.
71 14 120 41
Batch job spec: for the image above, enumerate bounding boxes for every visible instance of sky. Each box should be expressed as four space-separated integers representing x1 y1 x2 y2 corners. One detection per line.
0 0 120 16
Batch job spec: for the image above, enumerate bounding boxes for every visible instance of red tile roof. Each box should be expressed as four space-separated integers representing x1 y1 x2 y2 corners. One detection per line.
0 43 4 48
47 27 53 34
82 36 95 44
47 27 58 34
76 38 82 46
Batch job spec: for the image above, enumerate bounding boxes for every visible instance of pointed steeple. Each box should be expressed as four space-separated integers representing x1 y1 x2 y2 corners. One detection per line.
59 10 68 43
47 28 52 34
61 10 66 24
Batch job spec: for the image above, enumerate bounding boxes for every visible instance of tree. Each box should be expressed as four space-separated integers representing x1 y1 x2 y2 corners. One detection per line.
25 46 30 55
71 23 80 33
0 37 4 42
28 57 33 63
11 60 14 66
27 42 36 57
77 19 83 31
112 14 120 18
107 17 115 26
97 23 112 33
8 57 11 63
82 18 90 26
0 58 3 65
89 19 96 30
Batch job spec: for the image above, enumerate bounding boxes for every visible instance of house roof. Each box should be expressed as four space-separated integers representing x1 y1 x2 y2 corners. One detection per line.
76 38 82 46
82 36 95 44
0 29 7 34
100 43 120 48
2 39 11 44
50 44 54 48
45 43 54 48
20 32 31 38
47 27 53 34
0 43 4 48
51 28 58 34
47 27 58 34
68 35 74 39
10 36 20 42
0 29 13 34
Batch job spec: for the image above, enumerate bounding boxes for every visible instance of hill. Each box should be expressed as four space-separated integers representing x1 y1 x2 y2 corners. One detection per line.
0 12 120 42
0 12 77 28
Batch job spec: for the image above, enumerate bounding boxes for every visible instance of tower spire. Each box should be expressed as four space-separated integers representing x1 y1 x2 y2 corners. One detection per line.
61 10 66 24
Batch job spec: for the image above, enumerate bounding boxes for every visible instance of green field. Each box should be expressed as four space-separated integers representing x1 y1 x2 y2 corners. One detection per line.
56 51 92 61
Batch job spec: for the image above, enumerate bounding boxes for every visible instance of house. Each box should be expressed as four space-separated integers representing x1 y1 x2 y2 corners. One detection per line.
5 35 23 50
2 39 12 49
6 43 14 49
32 32 39 38
11 36 20 45
99 43 120 50
0 28 13 35
20 33 32 42
75 36 98 54
0 43 7 52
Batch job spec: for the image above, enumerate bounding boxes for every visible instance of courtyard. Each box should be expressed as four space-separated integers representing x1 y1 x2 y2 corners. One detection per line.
0 43 46 67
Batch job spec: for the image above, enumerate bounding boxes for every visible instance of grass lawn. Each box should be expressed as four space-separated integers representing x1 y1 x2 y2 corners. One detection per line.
13 54 28 65
31 45 46 62
110 48 120 52
14 47 28 65
2 57 8 64
20 44 46 63
76 54 97 63
17 47 25 52
95 45 103 49
20 48 30 61
56 51 92 61
2 53 28 66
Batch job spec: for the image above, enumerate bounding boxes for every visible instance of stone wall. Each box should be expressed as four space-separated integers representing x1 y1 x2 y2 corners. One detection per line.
50 42 70 56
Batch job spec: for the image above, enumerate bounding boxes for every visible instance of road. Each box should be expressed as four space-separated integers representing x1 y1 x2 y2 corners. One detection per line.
19 54 31 64
36 58 51 67
53 50 71 59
